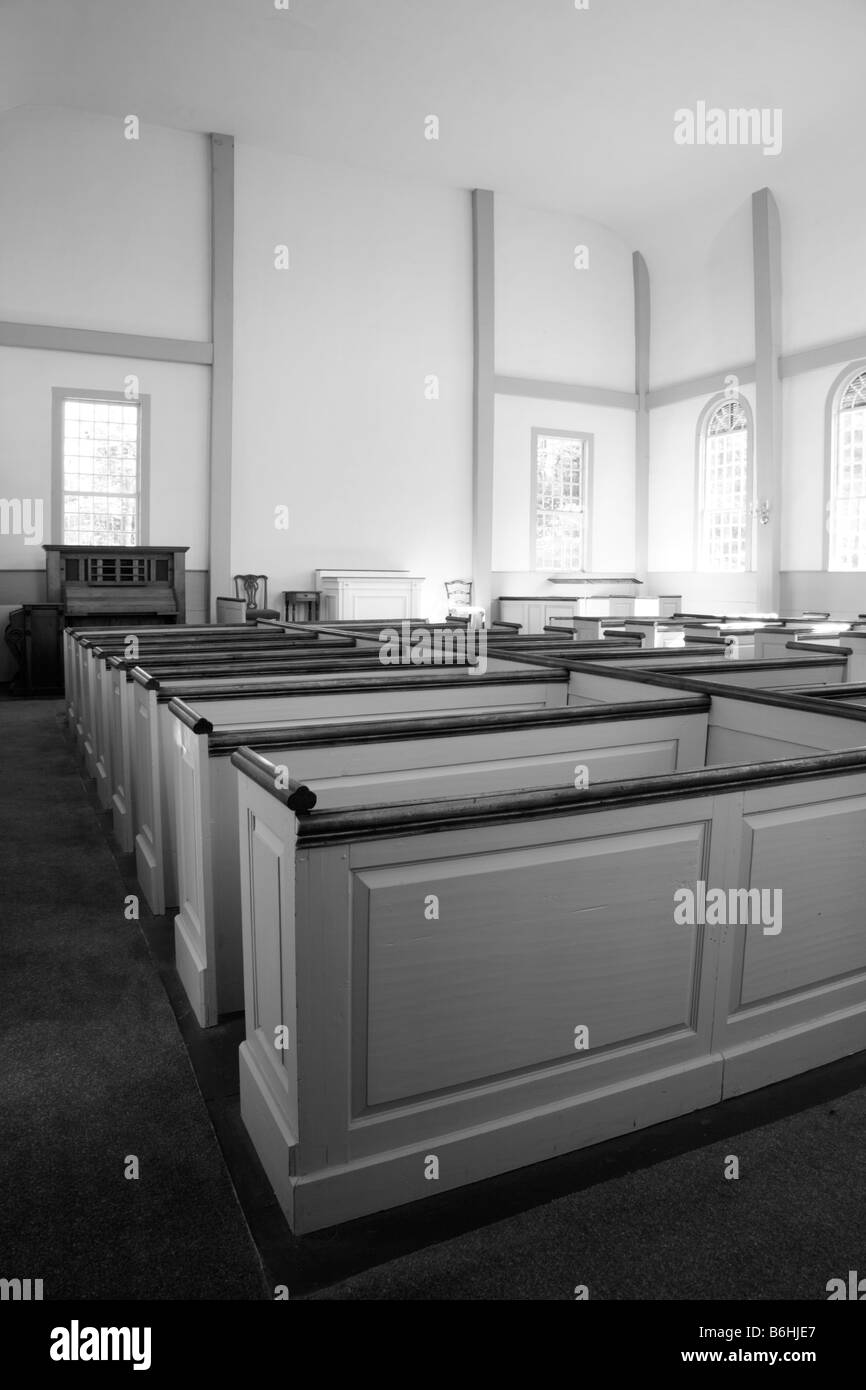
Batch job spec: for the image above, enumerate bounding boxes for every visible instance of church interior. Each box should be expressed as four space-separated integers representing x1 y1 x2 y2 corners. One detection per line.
2 0 866 1306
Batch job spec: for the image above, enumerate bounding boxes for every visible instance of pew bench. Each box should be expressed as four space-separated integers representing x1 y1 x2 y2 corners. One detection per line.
168 694 711 1026
79 638 363 810
130 664 572 916
232 743 866 1233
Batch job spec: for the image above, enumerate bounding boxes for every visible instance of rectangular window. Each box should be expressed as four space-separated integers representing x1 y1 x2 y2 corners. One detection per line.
829 402 866 570
52 390 149 546
532 429 591 572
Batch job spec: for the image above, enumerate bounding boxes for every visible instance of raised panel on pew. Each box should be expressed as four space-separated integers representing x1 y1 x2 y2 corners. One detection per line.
283 793 729 1232
109 667 134 851
712 775 866 1095
132 680 167 915
360 823 709 1105
174 721 217 1025
235 745 866 1232
238 790 299 1200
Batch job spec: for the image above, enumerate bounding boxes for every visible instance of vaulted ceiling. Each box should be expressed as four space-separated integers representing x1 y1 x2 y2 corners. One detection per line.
2 0 862 251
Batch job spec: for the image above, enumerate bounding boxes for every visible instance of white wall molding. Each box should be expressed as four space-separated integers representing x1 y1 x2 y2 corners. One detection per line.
780 335 866 379
644 334 866 413
647 365 756 411
495 375 638 411
0 321 213 364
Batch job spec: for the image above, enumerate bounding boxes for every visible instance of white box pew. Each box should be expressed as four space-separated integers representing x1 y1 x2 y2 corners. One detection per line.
130 664 571 918
95 631 535 849
78 637 362 806
106 644 487 854
233 743 866 1233
547 655 848 711
780 683 866 709
493 644 726 674
541 626 644 647
562 667 713 706
816 633 866 682
683 623 774 659
700 684 866 764
753 626 821 660
602 653 849 690
171 694 711 1026
65 619 345 723
552 615 646 642
622 619 688 649
105 638 514 821
97 645 376 844
69 626 354 766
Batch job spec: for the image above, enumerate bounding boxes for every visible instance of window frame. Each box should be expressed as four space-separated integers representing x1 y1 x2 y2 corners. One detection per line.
530 426 593 573
51 386 150 546
824 360 866 572
694 390 755 574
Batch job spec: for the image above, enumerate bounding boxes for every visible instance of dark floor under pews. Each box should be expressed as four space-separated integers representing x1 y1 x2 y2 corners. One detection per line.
2 694 865 1301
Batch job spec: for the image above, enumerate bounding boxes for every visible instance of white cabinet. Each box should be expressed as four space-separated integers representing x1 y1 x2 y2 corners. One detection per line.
316 570 425 622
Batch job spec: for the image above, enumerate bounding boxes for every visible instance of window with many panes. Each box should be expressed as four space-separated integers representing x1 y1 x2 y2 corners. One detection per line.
532 429 591 571
54 392 145 546
697 397 753 571
827 369 866 570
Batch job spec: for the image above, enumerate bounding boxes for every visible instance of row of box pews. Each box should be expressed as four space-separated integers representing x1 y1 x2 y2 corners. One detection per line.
63 615 866 1234
549 608 866 662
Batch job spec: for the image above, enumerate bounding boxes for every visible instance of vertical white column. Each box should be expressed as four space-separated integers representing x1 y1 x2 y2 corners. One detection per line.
209 133 235 619
752 187 783 613
472 189 495 616
633 251 650 580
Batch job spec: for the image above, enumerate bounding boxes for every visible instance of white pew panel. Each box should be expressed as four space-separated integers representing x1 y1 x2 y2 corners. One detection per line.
234 749 866 1232
174 699 709 1025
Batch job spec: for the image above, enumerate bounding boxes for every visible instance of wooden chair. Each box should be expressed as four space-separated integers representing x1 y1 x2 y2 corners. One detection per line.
445 579 485 629
232 574 280 623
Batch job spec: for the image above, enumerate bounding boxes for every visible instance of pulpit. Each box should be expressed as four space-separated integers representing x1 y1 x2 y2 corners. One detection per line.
315 569 425 621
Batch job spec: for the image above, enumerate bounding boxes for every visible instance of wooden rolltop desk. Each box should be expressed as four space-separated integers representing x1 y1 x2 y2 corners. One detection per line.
44 545 188 626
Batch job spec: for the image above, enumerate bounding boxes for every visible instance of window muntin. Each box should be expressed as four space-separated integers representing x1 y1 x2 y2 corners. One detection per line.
60 396 141 546
534 431 590 572
828 370 866 571
698 398 751 572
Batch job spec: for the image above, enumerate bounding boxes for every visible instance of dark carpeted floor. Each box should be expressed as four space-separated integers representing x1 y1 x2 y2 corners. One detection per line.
0 700 268 1300
310 1085 866 1300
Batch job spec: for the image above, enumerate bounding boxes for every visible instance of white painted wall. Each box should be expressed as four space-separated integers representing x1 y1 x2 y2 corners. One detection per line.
647 385 759 612
644 197 754 389
0 106 210 339
494 197 635 391
231 145 473 620
782 369 831 573
780 360 866 613
491 199 637 596
782 172 866 356
492 393 635 579
0 105 211 679
0 346 210 571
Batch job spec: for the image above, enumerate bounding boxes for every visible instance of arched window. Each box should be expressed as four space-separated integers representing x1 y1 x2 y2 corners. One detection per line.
696 395 753 572
827 367 866 571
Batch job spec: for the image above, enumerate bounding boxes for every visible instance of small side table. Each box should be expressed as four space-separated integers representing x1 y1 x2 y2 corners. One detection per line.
284 590 321 623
